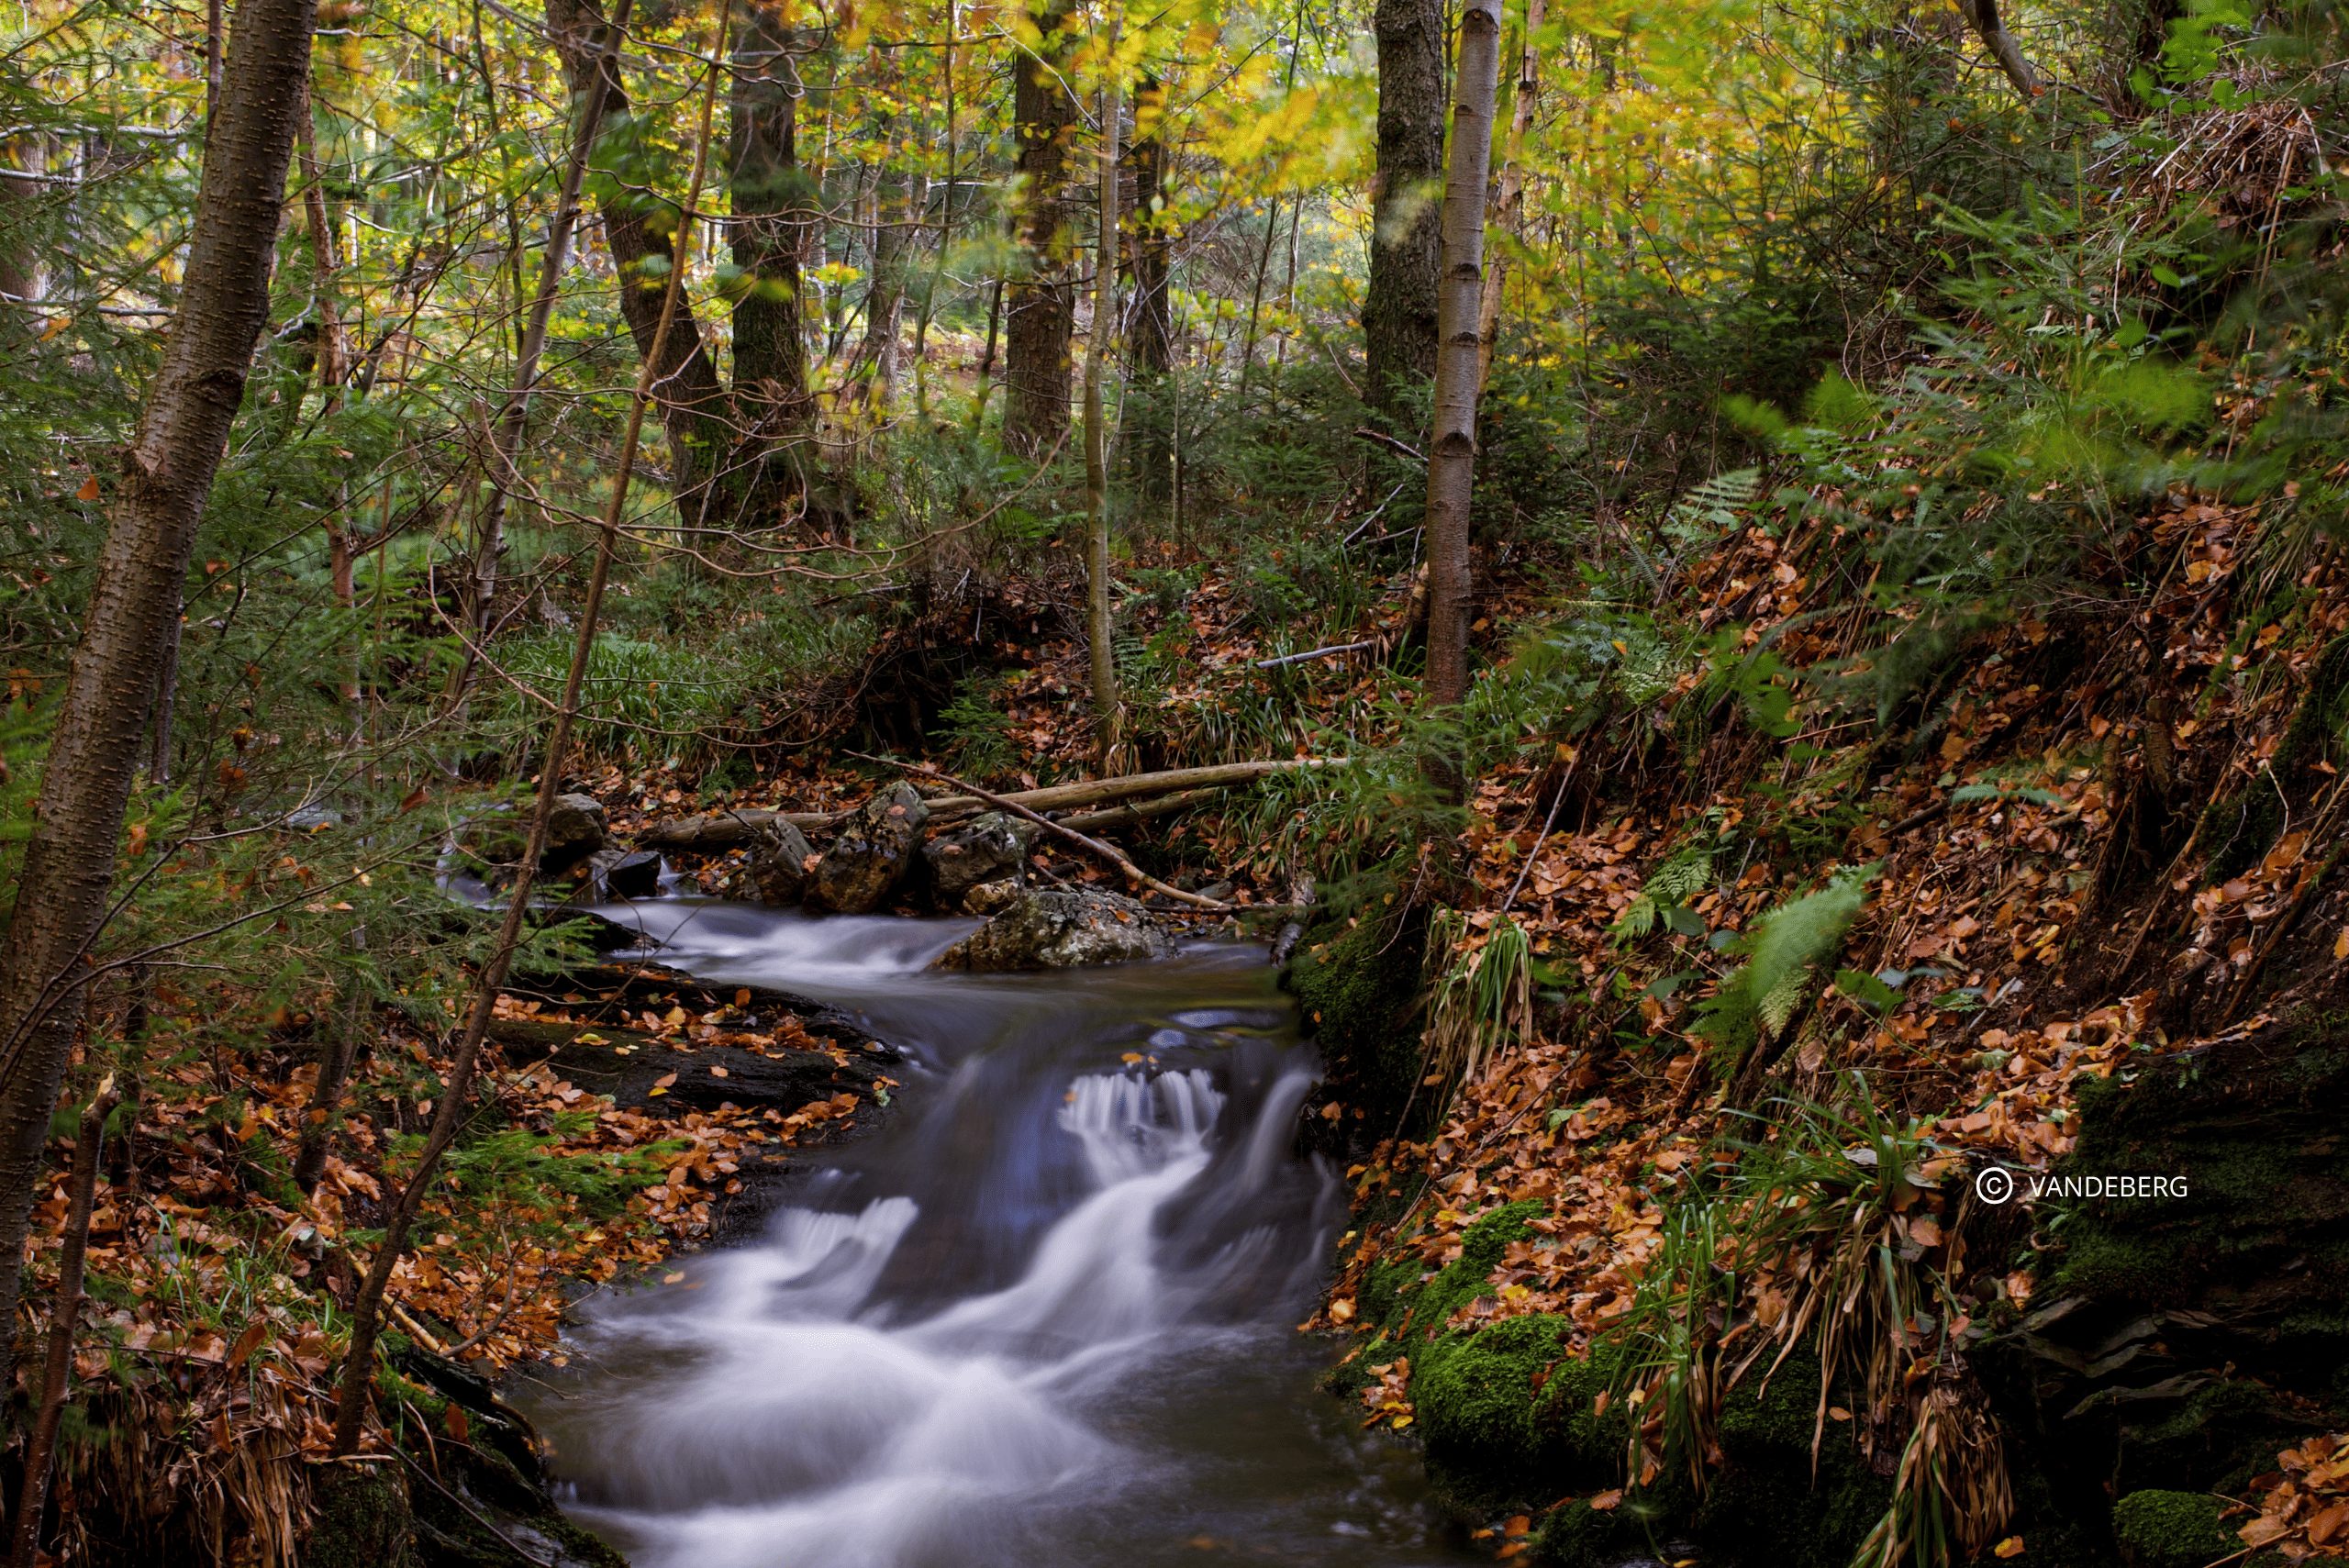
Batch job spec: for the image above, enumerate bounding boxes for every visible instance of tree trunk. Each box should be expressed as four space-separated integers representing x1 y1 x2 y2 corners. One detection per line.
1956 0 2043 102
1421 0 1503 766
1476 0 1542 393
0 0 316 1418
1084 19 1125 772
1364 0 1446 427
1124 75 1174 515
8 1080 117 1568
1004 0 1077 457
729 0 815 520
547 0 735 526
852 164 918 406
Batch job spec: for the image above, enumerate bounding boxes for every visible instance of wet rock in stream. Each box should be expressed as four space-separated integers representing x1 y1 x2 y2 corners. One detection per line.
920 810 1034 913
808 783 928 913
932 887 1174 970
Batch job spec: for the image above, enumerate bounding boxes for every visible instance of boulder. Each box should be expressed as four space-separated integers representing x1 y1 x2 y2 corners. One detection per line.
921 811 1035 913
603 849 663 900
933 888 1174 971
543 792 610 867
808 784 930 913
750 820 820 906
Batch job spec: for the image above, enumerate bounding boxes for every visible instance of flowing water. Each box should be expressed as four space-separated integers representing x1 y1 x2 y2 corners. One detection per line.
512 902 1486 1568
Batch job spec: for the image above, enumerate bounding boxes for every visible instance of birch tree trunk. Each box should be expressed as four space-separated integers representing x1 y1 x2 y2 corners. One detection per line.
1364 0 1446 427
1421 0 1503 759
1476 0 1542 393
1083 16 1125 771
0 0 316 1415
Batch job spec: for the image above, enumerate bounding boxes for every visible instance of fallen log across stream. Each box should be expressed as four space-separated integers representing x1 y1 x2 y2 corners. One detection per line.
632 757 1350 851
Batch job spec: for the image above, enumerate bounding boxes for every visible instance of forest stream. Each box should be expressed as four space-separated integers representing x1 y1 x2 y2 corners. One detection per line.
509 904 1489 1568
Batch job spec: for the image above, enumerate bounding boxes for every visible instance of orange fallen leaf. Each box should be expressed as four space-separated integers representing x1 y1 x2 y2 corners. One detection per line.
1993 1536 2024 1558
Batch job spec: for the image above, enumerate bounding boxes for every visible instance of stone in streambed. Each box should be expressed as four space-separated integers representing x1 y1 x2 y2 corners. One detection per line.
750 818 820 906
921 811 1035 913
544 792 610 867
809 784 929 913
933 888 1174 971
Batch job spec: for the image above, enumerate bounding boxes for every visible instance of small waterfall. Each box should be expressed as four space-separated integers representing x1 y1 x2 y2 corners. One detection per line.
517 908 1477 1568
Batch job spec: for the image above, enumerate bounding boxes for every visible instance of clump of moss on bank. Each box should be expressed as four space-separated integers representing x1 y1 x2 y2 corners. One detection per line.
2110 1489 2235 1568
1285 906 1428 1130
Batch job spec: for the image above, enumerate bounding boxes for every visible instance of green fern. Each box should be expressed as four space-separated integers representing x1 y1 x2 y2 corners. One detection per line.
1663 467 1761 551
1612 845 1717 941
1694 863 1878 1067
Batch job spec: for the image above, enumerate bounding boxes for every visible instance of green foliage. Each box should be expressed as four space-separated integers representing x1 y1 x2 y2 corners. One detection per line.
1695 864 1878 1067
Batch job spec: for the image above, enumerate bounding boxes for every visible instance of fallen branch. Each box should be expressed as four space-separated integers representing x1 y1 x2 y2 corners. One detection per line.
858 755 1233 912
1056 788 1218 833
1254 639 1377 670
636 758 1349 850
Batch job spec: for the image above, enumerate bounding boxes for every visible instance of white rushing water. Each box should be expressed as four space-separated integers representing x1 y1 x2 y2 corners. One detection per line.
518 902 1481 1568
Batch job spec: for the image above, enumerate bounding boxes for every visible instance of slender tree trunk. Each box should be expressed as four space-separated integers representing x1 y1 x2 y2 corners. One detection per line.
1475 0 1542 393
7 1080 117 1568
1421 0 1503 773
546 0 734 525
1084 17 1125 772
293 929 369 1194
0 0 316 1422
1004 0 1077 456
852 165 919 406
1364 0 1446 427
331 3 729 1460
450 0 636 705
1123 75 1174 516
729 0 815 521
1956 0 2043 101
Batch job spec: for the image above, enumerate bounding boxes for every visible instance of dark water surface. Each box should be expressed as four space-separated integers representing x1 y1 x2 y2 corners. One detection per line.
510 902 1486 1568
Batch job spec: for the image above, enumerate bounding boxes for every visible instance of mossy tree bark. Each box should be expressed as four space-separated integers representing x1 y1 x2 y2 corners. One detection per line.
1364 0 1446 428
1004 0 1076 457
1124 75 1174 517
729 0 818 519
0 0 317 1423
1083 18 1125 772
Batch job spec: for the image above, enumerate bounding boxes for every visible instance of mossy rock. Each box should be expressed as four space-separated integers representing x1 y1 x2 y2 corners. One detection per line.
1416 1315 1574 1500
2111 1490 2234 1568
1692 1355 1890 1568
2054 1025 2349 1397
1285 906 1428 1130
1530 1480 1696 1568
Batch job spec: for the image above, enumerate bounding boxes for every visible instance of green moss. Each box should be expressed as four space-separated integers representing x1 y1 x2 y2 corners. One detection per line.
1417 1315 1571 1473
2112 1490 2234 1568
1411 1201 1543 1332
1286 908 1428 1126
1693 1354 1890 1568
306 1465 417 1568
